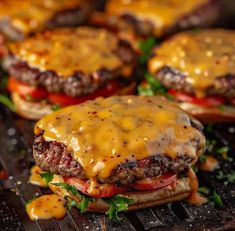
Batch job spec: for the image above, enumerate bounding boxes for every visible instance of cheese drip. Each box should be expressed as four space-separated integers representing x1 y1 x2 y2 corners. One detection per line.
9 27 122 76
149 29 235 98
35 96 204 180
106 0 208 36
26 194 66 220
0 0 81 36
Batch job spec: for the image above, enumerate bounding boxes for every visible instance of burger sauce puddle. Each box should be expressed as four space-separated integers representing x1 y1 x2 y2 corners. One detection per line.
27 165 67 220
26 194 66 220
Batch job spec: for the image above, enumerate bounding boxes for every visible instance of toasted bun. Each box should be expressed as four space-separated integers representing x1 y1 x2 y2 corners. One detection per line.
11 82 136 120
12 92 53 120
179 102 235 123
48 175 191 213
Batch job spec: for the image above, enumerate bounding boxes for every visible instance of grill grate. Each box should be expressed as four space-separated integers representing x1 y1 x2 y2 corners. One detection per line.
0 106 235 231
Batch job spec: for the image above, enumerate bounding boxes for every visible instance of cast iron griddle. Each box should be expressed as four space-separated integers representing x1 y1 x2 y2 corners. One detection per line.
0 105 234 231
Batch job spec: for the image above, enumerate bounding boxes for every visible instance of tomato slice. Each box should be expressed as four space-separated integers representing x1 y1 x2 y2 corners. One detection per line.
131 173 177 191
63 177 127 198
8 77 48 100
168 89 225 106
48 80 119 107
231 98 235 105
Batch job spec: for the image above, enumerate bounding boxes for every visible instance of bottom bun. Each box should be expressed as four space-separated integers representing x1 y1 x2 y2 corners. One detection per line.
48 175 191 213
11 82 136 120
179 102 235 123
12 92 53 120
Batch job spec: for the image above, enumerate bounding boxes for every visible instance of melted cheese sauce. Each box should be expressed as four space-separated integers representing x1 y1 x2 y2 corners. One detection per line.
10 27 122 76
29 165 47 187
0 0 81 36
26 194 66 220
187 168 207 205
35 96 204 180
106 0 208 36
149 29 235 98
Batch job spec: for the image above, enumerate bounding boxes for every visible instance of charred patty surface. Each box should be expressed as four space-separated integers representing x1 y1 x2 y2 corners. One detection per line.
4 28 137 97
33 116 204 186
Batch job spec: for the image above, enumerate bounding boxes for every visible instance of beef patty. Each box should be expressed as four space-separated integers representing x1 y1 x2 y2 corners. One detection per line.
33 115 204 186
105 0 219 38
4 28 137 97
153 66 235 99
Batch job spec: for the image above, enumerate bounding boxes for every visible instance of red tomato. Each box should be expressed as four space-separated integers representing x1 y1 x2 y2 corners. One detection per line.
63 177 127 198
131 173 177 191
8 77 48 100
48 80 119 107
168 89 225 106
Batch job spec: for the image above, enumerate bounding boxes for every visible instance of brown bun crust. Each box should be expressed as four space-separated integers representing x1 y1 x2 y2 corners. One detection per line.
11 82 136 120
48 175 191 213
179 102 235 123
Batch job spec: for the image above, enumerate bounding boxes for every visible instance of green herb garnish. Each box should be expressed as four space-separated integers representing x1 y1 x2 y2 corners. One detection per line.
139 37 156 64
216 170 235 185
65 196 92 213
52 104 61 111
198 154 208 164
52 182 91 213
209 190 224 208
53 182 79 196
192 165 198 173
138 73 174 99
40 172 54 185
103 195 133 220
0 94 15 112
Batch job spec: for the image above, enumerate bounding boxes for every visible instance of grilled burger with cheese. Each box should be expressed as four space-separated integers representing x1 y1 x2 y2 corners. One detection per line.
142 29 235 123
0 0 96 41
33 96 206 216
92 0 219 38
4 27 137 120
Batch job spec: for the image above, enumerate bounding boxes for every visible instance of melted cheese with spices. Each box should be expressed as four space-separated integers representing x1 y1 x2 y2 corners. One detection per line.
149 29 235 98
106 0 208 36
10 27 122 77
0 0 82 36
29 165 47 187
26 194 66 220
35 96 204 180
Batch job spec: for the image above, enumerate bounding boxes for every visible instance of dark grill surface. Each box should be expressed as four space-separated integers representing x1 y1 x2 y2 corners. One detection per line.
0 106 234 231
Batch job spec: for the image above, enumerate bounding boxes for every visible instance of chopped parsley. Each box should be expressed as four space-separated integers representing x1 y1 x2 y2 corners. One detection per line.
198 154 208 164
40 172 54 185
51 104 61 111
103 195 133 220
138 73 173 99
139 37 156 64
216 170 235 185
209 190 224 208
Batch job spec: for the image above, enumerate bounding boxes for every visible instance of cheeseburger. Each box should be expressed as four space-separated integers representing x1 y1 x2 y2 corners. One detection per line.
4 27 137 120
33 96 206 217
144 29 235 122
0 0 95 41
95 0 220 38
